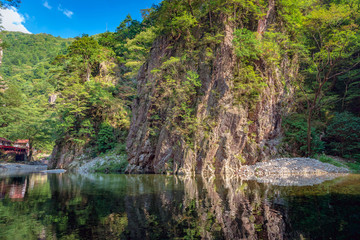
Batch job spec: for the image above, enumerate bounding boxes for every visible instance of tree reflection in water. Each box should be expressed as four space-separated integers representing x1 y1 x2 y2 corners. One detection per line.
0 173 359 239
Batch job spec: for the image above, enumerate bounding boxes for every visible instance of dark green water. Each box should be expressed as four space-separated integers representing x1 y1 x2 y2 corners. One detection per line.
0 173 359 240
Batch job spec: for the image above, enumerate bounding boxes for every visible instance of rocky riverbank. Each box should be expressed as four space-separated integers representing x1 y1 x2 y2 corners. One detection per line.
0 163 47 176
240 158 350 175
0 162 47 171
0 162 67 176
237 157 350 186
2 157 351 181
68 154 128 174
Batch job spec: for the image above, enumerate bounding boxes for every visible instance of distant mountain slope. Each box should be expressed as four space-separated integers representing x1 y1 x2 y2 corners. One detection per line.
0 32 74 156
0 31 73 88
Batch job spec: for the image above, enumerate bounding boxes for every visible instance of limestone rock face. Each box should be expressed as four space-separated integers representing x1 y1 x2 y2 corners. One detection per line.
126 12 297 175
48 140 84 170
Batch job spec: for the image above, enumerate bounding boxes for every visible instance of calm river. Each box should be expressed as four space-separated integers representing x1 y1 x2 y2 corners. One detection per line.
0 173 359 239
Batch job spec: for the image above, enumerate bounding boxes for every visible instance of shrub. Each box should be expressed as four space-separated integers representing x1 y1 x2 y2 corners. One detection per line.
315 154 343 168
233 28 262 60
282 114 324 156
90 155 128 173
324 112 360 161
344 162 360 173
113 143 127 155
233 64 266 107
96 123 116 153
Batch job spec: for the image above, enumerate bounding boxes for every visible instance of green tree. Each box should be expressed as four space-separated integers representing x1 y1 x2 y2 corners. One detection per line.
0 0 20 8
52 35 130 152
324 112 360 160
301 3 360 155
96 123 116 153
123 26 157 79
233 28 261 60
68 35 104 82
0 95 54 160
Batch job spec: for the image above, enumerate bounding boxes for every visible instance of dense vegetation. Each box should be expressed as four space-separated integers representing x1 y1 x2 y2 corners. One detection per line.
0 15 152 160
0 32 73 158
0 0 359 163
281 0 360 160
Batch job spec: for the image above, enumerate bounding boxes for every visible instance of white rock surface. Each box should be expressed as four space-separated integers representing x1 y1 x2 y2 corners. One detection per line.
238 158 350 186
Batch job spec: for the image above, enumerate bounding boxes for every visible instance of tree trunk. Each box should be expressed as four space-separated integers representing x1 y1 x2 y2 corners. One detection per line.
187 0 194 16
28 140 33 161
341 81 349 111
307 107 313 157
86 63 91 82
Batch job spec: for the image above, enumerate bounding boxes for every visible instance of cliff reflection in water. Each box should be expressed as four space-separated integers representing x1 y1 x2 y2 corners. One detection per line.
0 173 359 239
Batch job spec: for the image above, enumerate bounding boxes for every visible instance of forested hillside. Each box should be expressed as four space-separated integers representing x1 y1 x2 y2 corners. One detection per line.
0 32 73 158
0 15 152 163
48 14 156 168
0 0 359 171
0 32 73 93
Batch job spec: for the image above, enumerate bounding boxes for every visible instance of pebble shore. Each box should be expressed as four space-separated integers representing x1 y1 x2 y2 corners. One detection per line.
0 163 67 176
0 163 47 177
238 157 350 186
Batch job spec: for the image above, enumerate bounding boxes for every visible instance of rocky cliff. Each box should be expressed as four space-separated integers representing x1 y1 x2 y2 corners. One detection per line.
126 3 297 175
48 140 85 169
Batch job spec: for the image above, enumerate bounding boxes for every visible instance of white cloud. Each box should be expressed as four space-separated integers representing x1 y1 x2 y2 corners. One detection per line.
0 7 31 34
43 1 52 10
58 5 73 18
63 9 73 18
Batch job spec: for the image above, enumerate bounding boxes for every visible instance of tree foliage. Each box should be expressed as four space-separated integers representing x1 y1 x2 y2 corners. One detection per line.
324 112 360 160
0 0 20 8
298 0 360 156
0 0 359 162
53 36 130 150
96 123 116 153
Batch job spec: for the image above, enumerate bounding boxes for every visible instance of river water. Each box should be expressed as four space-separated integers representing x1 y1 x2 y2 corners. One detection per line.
0 173 359 239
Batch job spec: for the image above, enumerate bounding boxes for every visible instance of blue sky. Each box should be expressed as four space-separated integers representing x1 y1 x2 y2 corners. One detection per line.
1 0 161 38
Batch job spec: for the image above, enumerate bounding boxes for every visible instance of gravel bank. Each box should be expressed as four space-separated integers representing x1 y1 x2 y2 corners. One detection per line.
0 163 48 177
240 158 349 176
238 157 350 186
0 163 47 171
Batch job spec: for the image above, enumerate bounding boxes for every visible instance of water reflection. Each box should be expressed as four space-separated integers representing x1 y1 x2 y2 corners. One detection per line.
0 174 48 201
0 173 359 239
